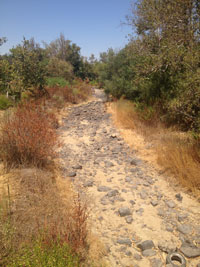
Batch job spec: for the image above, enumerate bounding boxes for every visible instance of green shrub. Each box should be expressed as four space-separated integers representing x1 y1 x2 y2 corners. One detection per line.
46 77 69 88
0 95 13 110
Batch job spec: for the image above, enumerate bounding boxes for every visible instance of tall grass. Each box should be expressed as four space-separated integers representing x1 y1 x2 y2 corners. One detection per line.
113 98 200 198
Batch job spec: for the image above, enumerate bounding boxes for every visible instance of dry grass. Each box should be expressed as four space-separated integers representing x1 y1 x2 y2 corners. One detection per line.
0 167 90 264
112 98 200 199
0 102 59 169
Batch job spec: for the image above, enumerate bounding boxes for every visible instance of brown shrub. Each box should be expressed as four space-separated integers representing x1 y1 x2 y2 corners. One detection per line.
0 102 59 168
46 79 92 107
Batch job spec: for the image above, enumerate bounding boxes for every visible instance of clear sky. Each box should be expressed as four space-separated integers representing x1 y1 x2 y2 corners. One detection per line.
0 0 133 58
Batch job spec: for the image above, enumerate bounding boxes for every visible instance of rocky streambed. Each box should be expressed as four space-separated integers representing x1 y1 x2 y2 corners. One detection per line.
58 89 200 267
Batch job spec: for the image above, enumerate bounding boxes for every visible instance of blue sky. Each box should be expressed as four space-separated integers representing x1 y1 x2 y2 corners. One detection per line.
0 0 133 58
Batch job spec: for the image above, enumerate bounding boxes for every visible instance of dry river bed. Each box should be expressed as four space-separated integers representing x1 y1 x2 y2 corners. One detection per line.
58 89 200 267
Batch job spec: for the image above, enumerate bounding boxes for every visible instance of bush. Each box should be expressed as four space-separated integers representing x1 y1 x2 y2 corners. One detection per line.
46 79 92 106
46 77 69 88
0 102 59 168
0 95 13 110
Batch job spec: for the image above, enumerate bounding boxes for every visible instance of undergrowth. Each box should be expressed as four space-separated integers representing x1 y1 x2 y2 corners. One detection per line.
114 98 200 198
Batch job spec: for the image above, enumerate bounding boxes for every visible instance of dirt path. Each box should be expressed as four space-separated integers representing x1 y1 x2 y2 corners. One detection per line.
59 89 200 267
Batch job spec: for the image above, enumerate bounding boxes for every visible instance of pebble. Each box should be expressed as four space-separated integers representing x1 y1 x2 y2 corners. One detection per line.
68 172 76 177
151 258 163 267
151 200 158 207
83 180 94 187
142 249 156 257
177 214 188 222
118 207 132 217
175 193 183 202
140 190 148 200
180 244 200 258
116 238 132 247
97 186 111 192
125 216 133 224
73 164 82 170
137 240 155 251
133 253 142 261
106 189 119 197
177 224 192 235
166 200 176 208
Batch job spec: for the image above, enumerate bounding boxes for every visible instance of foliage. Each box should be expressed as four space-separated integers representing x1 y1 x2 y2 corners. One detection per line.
44 33 82 77
0 59 13 94
97 0 200 132
0 102 59 168
46 77 70 88
0 95 13 110
8 38 47 98
0 37 7 46
47 57 73 80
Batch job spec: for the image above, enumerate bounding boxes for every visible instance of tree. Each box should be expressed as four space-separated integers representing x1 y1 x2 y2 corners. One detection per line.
0 37 7 46
47 57 73 80
9 38 47 98
44 33 82 77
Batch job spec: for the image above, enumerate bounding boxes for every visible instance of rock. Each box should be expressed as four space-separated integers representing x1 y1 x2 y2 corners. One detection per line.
116 238 132 246
116 196 125 202
125 250 132 256
180 244 200 258
106 189 119 197
105 161 114 167
137 240 155 251
118 207 131 217
130 159 141 166
110 134 117 138
151 258 163 267
158 242 176 253
177 224 192 235
142 249 156 257
157 208 165 217
130 200 136 205
177 214 188 222
151 200 158 207
97 186 111 192
130 167 140 173
136 208 144 216
140 190 148 200
68 172 76 177
166 225 173 232
166 200 176 208
84 180 93 187
125 177 132 183
133 253 142 260
125 216 133 224
175 193 183 202
72 164 82 170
